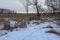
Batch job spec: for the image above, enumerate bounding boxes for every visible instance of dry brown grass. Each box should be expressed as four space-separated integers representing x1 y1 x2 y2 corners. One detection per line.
46 29 60 36
3 21 14 31
43 25 53 28
17 20 27 28
32 20 41 25
0 13 60 31
0 13 60 20
54 20 60 26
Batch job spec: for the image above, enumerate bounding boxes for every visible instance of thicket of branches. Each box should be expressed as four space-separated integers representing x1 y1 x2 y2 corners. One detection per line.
20 0 60 16
20 0 45 16
45 0 60 14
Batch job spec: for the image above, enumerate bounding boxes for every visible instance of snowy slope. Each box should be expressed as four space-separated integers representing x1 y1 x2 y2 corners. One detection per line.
0 20 60 40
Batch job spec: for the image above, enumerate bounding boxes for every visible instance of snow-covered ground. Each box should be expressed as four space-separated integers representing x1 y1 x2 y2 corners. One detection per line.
0 20 60 40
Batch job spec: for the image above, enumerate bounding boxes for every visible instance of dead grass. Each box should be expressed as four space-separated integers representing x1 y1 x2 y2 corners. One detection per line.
46 29 60 36
54 20 60 26
43 25 53 29
32 20 41 25
0 13 60 31
3 21 14 31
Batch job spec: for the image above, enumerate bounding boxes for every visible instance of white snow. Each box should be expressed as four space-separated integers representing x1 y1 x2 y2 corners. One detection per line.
0 23 4 29
0 30 8 36
0 20 60 40
9 20 17 27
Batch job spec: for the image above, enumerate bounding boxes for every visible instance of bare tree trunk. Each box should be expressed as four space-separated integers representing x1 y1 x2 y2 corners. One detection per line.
36 5 40 16
35 0 40 16
26 6 28 16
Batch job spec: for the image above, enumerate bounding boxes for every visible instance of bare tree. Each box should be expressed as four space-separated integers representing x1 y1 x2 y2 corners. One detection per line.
29 0 40 16
20 0 44 16
33 0 40 16
28 0 44 16
45 0 60 14
20 0 30 16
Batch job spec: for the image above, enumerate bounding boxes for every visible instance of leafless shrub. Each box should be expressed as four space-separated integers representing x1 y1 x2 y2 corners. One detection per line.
16 19 27 28
3 21 13 31
28 16 36 20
